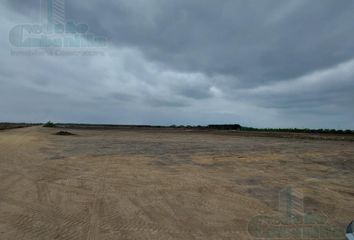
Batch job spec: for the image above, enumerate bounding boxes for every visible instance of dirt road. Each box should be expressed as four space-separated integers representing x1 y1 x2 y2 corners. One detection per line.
0 127 352 239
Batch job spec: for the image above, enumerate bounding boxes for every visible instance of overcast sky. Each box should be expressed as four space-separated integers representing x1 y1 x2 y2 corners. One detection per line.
1 0 354 128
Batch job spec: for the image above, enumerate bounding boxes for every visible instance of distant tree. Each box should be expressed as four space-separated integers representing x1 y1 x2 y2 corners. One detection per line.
43 121 56 128
208 124 241 130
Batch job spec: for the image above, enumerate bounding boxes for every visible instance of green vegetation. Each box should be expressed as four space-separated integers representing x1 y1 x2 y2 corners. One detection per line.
43 121 56 128
169 124 353 134
240 126 354 134
208 124 241 130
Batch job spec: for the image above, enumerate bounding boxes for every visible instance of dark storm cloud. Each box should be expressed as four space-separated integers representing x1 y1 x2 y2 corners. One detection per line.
1 0 354 128
62 0 354 84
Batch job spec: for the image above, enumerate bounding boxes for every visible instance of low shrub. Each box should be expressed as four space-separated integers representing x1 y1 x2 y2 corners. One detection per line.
43 121 56 128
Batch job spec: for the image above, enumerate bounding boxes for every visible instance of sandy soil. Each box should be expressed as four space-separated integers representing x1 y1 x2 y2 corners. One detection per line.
0 126 352 240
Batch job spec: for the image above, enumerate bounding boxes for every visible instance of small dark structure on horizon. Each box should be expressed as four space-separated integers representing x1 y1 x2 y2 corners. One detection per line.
208 124 241 130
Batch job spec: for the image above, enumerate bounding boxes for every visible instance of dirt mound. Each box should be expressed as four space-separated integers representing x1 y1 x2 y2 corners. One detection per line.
54 131 76 136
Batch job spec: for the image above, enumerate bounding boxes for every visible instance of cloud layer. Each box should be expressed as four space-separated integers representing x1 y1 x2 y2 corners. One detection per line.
1 0 354 128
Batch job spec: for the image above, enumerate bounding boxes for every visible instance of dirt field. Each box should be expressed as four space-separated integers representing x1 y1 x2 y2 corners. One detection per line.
0 126 353 240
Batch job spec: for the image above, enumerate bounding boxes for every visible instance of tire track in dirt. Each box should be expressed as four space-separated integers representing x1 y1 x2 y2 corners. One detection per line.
86 183 105 240
128 197 192 239
99 172 240 239
84 155 110 240
10 210 83 240
40 180 95 199
0 173 22 193
12 213 63 240
2 196 88 240
36 181 51 204
99 194 191 240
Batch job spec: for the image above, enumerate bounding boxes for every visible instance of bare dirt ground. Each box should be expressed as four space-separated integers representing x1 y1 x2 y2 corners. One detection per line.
0 126 353 240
